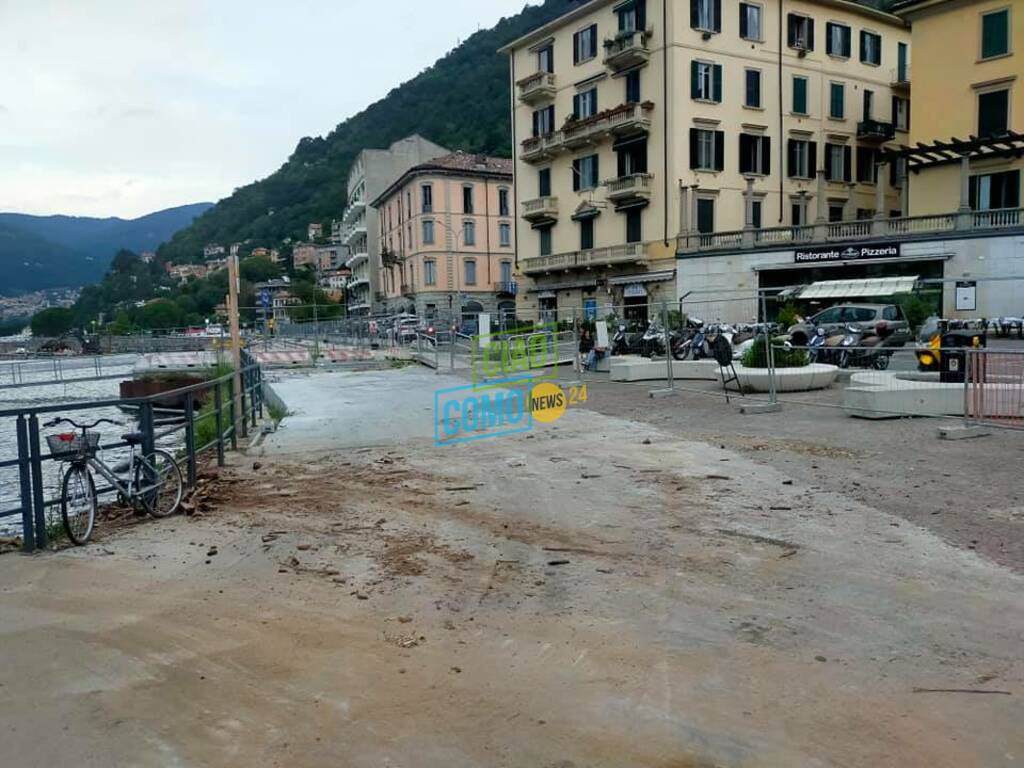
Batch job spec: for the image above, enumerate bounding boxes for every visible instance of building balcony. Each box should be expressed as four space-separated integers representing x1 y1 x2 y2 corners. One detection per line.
604 173 653 207
343 225 368 247
493 281 519 296
602 30 651 72
401 283 415 297
857 119 896 143
519 102 654 164
345 250 368 269
521 196 559 224
342 199 366 225
890 66 910 92
348 302 370 313
517 72 556 105
520 243 648 275
347 277 369 292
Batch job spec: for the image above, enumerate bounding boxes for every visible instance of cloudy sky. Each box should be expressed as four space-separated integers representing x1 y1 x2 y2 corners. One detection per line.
0 0 535 219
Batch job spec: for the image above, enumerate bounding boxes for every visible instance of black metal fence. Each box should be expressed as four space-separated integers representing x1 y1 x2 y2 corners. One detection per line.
0 350 264 552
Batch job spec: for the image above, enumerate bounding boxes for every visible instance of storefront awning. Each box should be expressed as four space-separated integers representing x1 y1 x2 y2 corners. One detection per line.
607 270 676 285
797 275 918 299
527 279 598 292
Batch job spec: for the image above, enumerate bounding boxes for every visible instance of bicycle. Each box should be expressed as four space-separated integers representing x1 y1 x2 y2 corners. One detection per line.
44 417 184 545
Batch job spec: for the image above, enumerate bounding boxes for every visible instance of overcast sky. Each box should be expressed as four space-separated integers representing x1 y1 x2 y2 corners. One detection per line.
0 0 536 219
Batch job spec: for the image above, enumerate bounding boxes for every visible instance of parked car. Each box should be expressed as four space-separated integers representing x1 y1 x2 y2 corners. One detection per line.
788 303 911 347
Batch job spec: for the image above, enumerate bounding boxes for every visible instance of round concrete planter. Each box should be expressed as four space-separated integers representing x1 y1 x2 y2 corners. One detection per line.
720 363 839 393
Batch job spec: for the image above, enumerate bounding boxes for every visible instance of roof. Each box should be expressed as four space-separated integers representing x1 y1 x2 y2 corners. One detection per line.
370 151 513 208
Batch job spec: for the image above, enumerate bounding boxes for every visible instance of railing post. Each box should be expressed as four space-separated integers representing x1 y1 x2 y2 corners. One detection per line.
27 415 47 549
16 416 36 552
239 373 249 439
249 369 257 428
184 392 197 487
227 377 238 450
139 401 156 460
214 383 226 467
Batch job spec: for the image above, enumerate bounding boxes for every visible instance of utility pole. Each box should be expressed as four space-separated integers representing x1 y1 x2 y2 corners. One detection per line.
227 252 243 428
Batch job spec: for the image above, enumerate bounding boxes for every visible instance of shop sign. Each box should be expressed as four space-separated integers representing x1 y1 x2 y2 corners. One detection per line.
622 283 648 298
794 243 901 263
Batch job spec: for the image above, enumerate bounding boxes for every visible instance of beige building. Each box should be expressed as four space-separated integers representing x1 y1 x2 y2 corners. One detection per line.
291 243 319 270
502 0 910 322
371 152 517 321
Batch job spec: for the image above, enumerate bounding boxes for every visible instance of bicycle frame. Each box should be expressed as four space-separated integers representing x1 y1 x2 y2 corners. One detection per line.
65 443 162 505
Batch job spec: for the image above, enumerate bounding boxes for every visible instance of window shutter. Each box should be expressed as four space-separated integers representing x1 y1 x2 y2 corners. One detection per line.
689 128 699 169
690 0 699 29
714 130 725 171
787 15 797 47
843 146 852 182
573 31 580 64
808 142 817 177
859 30 866 62
739 134 750 174
739 5 748 38
572 94 580 120
807 18 815 50
572 159 581 191
891 95 898 127
691 61 699 98
787 139 797 177
843 27 851 57
532 111 539 137
824 145 833 179
713 0 721 32
826 24 834 55
713 64 722 102
637 0 647 29
762 136 771 175
593 155 600 185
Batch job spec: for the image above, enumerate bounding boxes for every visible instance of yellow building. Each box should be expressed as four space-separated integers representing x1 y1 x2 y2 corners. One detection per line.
893 0 1021 215
502 0 911 322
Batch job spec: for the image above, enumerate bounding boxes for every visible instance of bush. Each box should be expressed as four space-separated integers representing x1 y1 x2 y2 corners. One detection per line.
776 302 802 329
741 336 809 368
896 293 936 332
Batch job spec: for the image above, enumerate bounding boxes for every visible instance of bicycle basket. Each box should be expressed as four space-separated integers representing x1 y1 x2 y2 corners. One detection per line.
46 432 101 461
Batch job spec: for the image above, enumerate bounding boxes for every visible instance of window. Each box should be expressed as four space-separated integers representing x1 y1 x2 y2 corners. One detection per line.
463 220 476 246
750 199 763 229
500 261 513 283
422 219 435 245
828 204 845 223
532 105 555 137
970 170 1020 210
860 31 881 65
539 168 551 197
897 42 909 83
499 188 510 217
787 138 815 179
573 87 598 119
981 8 1010 59
696 198 715 234
580 217 595 250
788 14 815 51
745 69 762 108
826 22 851 57
863 89 874 120
830 82 845 119
738 133 770 175
791 197 809 226
421 184 433 213
616 137 648 176
573 154 600 190
499 223 511 247
464 259 477 285
893 96 910 131
424 259 437 286
825 143 852 183
537 44 554 73
462 185 474 214
617 0 646 33
626 208 643 243
690 128 724 171
625 70 641 103
856 208 875 220
691 61 722 102
739 3 761 41
539 227 552 256
856 146 880 183
691 0 721 33
792 76 808 115
978 89 1009 137
573 24 598 64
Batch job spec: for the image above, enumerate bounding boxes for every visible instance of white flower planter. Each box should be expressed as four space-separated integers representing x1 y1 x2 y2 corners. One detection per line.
719 363 839 392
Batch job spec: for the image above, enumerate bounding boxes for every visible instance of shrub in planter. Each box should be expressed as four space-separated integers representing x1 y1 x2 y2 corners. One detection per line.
741 336 809 368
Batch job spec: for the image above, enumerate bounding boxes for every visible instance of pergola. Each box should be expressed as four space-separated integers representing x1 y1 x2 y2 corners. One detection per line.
882 130 1024 172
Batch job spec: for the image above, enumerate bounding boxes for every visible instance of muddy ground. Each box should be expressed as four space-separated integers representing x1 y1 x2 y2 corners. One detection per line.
0 368 1021 767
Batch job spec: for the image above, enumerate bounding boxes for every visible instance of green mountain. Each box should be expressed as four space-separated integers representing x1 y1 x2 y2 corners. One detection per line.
158 0 577 265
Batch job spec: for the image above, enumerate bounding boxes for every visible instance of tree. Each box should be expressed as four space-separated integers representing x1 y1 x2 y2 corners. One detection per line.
31 307 75 337
240 256 282 283
110 249 139 274
138 299 183 330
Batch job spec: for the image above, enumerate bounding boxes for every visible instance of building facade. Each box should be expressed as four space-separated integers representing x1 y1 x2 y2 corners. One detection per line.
503 0 911 323
370 152 517 321
338 135 450 315
292 243 319 270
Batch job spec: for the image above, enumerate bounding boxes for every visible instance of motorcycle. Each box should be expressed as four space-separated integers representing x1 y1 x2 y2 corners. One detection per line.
611 325 644 356
640 321 666 358
836 323 897 370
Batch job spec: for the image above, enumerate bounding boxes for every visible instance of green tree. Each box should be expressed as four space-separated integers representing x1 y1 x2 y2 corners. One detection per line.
139 299 183 330
31 307 75 337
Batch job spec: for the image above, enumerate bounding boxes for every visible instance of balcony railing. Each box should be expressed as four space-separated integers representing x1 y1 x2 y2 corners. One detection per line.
345 251 369 269
890 66 910 90
401 283 414 297
347 277 370 291
517 72 556 105
343 225 368 247
520 243 647 275
342 199 366 225
493 281 519 296
605 173 653 204
602 30 651 71
857 118 896 142
677 207 1024 254
520 102 654 164
521 196 559 222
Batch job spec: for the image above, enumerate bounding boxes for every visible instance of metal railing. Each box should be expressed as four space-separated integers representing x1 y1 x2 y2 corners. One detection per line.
966 350 1024 430
0 350 264 552
521 102 654 161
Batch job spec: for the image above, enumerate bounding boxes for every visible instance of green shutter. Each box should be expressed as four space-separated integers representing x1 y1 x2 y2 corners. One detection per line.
713 64 723 102
982 10 1008 58
691 61 699 99
831 83 844 119
793 77 807 114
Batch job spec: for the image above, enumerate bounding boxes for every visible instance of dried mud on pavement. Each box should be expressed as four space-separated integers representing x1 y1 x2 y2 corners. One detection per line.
1 406 1022 768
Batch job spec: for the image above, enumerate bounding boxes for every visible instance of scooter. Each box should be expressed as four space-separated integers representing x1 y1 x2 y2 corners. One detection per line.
611 325 644 356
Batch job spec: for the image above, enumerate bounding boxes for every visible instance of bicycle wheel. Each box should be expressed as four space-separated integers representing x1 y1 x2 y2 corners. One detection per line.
61 465 97 545
133 449 184 518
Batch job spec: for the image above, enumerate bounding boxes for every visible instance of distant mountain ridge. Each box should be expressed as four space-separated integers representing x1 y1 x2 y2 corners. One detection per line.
0 202 213 295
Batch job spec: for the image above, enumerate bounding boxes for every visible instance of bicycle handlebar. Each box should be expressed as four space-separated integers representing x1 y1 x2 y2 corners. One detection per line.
43 417 122 430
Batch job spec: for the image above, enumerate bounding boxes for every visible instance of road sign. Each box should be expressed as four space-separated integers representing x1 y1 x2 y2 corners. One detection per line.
260 288 272 309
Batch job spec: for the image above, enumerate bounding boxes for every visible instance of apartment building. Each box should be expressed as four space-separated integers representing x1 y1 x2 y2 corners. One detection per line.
502 0 910 322
338 135 450 315
370 152 517 321
292 243 319 270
